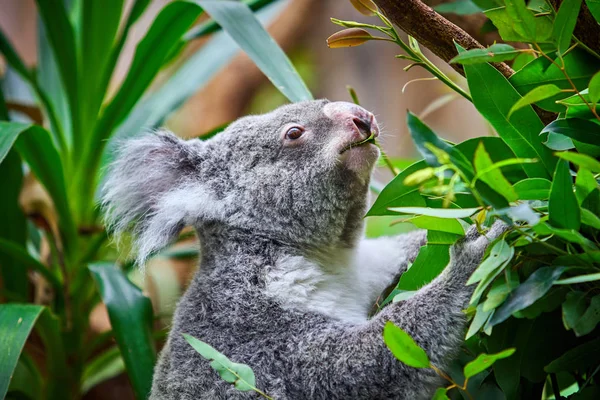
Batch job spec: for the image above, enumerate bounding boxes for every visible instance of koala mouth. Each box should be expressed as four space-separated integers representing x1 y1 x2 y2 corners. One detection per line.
340 132 377 153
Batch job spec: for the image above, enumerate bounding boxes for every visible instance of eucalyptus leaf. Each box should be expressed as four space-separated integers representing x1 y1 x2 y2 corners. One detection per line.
556 151 600 172
449 43 521 65
474 142 518 201
489 267 567 327
383 321 430 368
545 336 600 373
508 84 563 117
513 178 551 200
463 349 516 379
552 0 583 54
541 119 600 146
468 239 514 285
397 244 450 291
543 132 575 150
548 160 581 230
555 272 600 285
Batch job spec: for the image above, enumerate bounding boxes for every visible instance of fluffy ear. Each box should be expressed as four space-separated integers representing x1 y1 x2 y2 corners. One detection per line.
102 131 215 266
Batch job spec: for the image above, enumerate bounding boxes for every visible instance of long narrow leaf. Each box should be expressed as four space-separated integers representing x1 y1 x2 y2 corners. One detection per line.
89 263 156 400
197 0 313 102
0 304 44 399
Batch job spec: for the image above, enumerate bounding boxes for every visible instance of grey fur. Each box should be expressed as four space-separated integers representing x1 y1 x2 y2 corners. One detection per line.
102 100 506 399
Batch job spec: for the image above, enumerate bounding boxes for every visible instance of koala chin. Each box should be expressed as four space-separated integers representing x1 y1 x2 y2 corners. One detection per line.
102 99 506 399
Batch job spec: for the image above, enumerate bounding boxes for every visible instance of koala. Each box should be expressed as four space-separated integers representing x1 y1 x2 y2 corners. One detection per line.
102 100 506 399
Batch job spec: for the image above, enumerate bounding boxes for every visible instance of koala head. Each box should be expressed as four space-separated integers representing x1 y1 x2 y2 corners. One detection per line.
102 99 380 264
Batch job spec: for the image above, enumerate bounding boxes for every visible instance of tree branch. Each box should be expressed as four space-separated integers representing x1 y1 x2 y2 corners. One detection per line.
371 0 514 79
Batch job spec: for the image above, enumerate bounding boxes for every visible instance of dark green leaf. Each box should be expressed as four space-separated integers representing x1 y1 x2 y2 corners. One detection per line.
563 291 587 330
549 159 581 230
552 0 583 55
509 49 599 113
575 168 598 203
534 223 597 249
461 45 556 178
485 5 552 42
589 71 600 104
489 267 567 326
198 0 312 102
0 122 76 252
182 333 258 391
0 304 44 399
541 118 600 146
587 0 600 23
397 244 450 290
474 142 518 201
0 28 29 77
463 349 516 378
573 295 600 336
556 151 600 172
89 263 156 400
466 303 493 339
449 43 521 65
545 336 600 373
508 84 563 117
513 178 551 200
383 321 430 368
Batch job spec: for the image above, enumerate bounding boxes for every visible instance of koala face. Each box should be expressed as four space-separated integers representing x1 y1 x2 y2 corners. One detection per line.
203 100 380 248
103 100 381 263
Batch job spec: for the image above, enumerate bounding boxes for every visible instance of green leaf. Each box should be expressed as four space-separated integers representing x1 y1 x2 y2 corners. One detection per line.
468 239 514 285
198 0 312 102
549 159 581 230
589 71 600 104
383 321 430 368
432 387 450 400
485 5 552 42
575 168 598 203
0 304 44 399
388 207 481 219
509 49 599 113
474 142 518 201
555 272 600 285
368 161 428 216
466 303 493 339
89 263 156 400
508 84 564 117
545 336 600 373
563 293 600 336
544 132 575 150
0 122 77 252
552 0 583 55
463 349 516 378
587 0 600 23
435 0 482 15
534 223 597 249
541 118 600 146
397 244 451 290
182 333 258 391
409 216 465 235
449 43 521 65
81 346 125 394
489 267 567 327
0 146 27 299
461 45 555 179
513 178 551 200
556 151 600 173
35 0 81 146
80 0 125 143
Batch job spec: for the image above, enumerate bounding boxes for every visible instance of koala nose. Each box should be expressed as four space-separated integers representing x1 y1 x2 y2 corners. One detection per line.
323 101 379 139
352 116 374 138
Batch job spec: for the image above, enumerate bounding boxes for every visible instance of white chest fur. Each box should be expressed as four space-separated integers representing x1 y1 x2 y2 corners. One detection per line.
264 237 405 324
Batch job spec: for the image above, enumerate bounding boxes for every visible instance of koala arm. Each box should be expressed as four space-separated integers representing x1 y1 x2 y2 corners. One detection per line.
355 230 427 307
281 223 506 399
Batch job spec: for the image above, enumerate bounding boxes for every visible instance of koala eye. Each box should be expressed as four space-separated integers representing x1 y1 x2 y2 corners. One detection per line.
285 126 304 140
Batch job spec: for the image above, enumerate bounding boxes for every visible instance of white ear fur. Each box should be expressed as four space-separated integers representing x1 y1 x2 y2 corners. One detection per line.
102 131 224 267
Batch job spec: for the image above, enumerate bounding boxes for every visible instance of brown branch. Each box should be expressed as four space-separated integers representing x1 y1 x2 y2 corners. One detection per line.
372 0 514 79
372 0 559 124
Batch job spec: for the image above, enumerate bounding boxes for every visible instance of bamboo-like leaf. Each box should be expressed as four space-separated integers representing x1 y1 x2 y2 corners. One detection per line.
0 122 76 253
89 263 156 400
0 304 45 399
197 0 312 102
